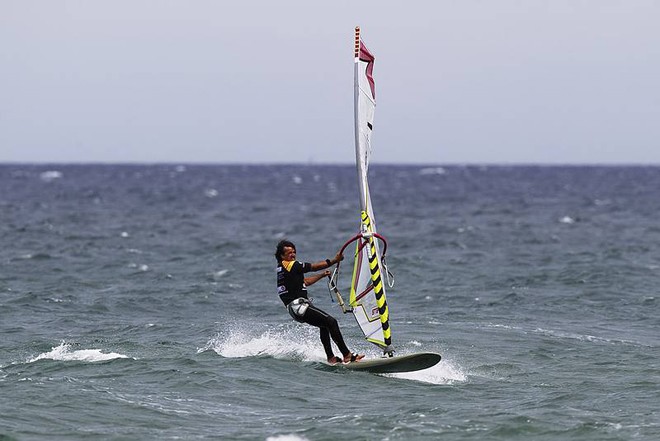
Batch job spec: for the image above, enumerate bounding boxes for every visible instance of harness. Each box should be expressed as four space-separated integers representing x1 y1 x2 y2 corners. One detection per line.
286 298 310 322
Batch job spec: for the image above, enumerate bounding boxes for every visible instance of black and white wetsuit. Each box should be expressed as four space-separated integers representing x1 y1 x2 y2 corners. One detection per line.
276 260 349 359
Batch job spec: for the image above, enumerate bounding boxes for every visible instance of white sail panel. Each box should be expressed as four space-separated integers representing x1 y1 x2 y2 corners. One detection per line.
354 35 376 214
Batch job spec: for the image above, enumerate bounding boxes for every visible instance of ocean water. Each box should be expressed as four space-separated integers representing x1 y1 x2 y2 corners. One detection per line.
1 164 658 441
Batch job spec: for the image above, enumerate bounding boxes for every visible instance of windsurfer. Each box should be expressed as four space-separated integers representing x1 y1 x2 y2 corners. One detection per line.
275 239 365 364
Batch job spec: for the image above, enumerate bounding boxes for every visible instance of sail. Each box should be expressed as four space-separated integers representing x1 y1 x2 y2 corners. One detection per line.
349 27 393 354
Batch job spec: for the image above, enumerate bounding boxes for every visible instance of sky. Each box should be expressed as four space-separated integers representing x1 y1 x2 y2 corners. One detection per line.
1 0 659 165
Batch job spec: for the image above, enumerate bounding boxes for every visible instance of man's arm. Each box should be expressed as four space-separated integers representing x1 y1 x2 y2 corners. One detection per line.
304 270 331 287
309 251 344 271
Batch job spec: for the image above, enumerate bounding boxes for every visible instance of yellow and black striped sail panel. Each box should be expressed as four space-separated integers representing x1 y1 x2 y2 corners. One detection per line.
348 211 392 349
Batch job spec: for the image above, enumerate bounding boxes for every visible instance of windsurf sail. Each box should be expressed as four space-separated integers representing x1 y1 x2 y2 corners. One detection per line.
329 27 395 356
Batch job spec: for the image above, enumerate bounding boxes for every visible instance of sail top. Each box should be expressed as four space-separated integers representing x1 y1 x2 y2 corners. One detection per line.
354 27 376 100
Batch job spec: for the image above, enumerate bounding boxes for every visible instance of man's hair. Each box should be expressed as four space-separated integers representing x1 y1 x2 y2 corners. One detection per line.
275 239 296 263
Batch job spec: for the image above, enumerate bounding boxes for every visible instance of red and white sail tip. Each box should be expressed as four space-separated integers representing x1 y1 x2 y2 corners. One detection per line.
354 27 376 100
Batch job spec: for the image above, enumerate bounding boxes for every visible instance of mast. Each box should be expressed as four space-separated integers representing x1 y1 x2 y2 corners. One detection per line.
354 26 367 212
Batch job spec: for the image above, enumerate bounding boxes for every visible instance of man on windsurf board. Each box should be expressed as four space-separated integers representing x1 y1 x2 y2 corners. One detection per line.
275 240 365 364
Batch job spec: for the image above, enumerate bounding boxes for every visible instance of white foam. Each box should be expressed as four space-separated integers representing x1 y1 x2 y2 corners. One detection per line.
39 170 63 181
128 262 150 272
386 356 468 385
211 269 229 280
201 324 468 384
419 167 446 175
204 188 219 198
28 342 129 363
266 435 310 441
199 324 325 362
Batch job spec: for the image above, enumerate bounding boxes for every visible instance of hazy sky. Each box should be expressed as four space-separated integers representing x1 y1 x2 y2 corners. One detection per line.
1 1 659 164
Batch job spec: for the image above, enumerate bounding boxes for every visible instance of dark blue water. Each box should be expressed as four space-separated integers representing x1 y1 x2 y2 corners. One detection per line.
1 164 658 440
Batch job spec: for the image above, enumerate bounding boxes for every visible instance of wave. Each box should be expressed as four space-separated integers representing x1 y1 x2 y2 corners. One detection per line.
483 322 651 347
39 170 63 182
198 323 326 362
199 323 467 385
267 435 310 441
531 327 650 347
383 357 467 385
27 342 130 363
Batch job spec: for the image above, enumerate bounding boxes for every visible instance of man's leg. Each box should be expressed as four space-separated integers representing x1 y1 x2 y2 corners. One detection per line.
303 304 350 357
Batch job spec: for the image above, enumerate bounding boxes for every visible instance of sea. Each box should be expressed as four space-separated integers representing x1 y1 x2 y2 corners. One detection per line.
1 164 658 441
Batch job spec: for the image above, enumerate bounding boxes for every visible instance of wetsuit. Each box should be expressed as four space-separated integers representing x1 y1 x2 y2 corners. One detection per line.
276 260 349 359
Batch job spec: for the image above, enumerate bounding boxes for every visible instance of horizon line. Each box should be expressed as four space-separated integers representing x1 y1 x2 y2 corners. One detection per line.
2 161 660 167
